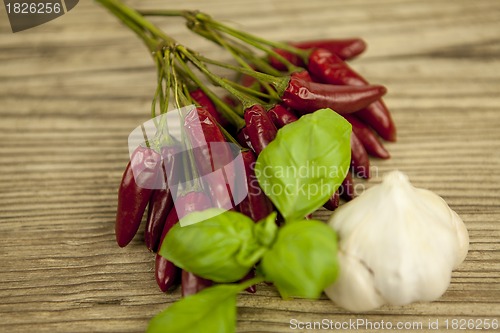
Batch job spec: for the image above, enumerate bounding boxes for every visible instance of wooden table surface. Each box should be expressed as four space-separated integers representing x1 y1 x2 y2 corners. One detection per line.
1 0 499 332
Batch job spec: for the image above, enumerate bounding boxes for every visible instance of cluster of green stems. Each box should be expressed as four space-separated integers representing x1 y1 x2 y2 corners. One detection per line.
95 0 309 131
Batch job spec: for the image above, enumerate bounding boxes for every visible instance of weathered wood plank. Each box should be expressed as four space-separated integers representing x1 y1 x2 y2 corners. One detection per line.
0 0 499 332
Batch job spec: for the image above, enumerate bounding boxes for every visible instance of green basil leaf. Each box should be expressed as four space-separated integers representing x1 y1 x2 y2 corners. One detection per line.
255 109 351 222
254 212 278 247
160 209 267 282
146 284 241 333
259 220 339 299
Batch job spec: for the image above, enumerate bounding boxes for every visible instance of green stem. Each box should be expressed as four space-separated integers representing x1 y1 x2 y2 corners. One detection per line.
171 63 190 110
96 0 176 45
204 29 280 99
224 79 276 101
211 23 299 72
189 24 269 73
238 276 265 291
179 46 264 110
237 49 283 77
162 50 174 114
138 9 192 18
176 56 245 129
196 54 285 88
197 12 309 59
217 123 242 147
98 1 158 51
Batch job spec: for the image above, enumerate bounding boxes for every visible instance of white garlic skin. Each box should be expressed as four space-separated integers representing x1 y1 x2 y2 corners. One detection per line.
325 170 469 312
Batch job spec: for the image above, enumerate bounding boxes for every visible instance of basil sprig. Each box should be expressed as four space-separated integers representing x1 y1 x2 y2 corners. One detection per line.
160 209 339 298
161 209 277 282
153 212 339 333
146 280 260 333
255 108 351 222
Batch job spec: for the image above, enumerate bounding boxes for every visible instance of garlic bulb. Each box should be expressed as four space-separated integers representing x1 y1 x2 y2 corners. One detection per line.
325 170 469 312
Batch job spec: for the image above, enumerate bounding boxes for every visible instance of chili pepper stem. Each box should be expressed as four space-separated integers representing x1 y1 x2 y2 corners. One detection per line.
195 12 309 60
96 0 177 45
138 9 192 18
178 46 265 110
239 276 265 290
175 54 246 129
202 27 279 97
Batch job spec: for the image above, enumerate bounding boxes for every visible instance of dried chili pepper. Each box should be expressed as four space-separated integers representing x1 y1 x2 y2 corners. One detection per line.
356 101 397 142
185 107 236 210
181 270 214 297
339 172 355 201
145 189 173 252
268 104 299 128
323 190 340 211
281 72 386 115
239 269 257 294
308 48 369 86
344 115 390 159
292 70 313 82
269 38 367 70
235 150 274 295
144 145 180 252
268 49 304 71
236 126 251 150
155 255 180 293
190 89 230 128
292 38 367 60
155 191 212 292
115 146 161 247
308 48 396 141
237 150 274 222
244 105 278 155
155 206 180 292
350 132 370 179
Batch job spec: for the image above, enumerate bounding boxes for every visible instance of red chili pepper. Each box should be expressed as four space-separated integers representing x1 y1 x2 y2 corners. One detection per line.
240 73 260 90
239 269 257 294
144 145 186 252
339 172 355 201
115 146 161 247
145 189 173 252
244 105 278 155
344 115 390 159
357 101 397 142
292 38 367 60
155 206 180 292
308 48 369 86
237 150 274 222
155 191 212 292
292 70 313 82
181 270 214 297
268 104 299 129
269 38 367 71
323 190 340 211
185 107 236 210
308 48 396 141
281 73 386 115
268 48 304 71
235 151 274 295
144 145 180 252
350 132 370 179
236 127 252 150
190 89 230 128
155 255 180 293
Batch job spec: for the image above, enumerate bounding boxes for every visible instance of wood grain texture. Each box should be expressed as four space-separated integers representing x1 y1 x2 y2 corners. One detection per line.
0 0 499 332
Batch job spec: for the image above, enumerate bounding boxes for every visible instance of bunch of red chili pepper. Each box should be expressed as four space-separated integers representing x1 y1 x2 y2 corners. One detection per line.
99 1 396 295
